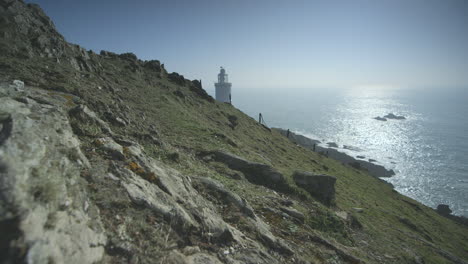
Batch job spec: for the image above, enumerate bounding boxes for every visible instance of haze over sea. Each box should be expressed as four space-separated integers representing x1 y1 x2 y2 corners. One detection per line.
230 86 468 216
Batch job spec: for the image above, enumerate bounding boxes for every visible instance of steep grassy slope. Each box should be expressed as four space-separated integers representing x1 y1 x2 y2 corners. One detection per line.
1 1 467 263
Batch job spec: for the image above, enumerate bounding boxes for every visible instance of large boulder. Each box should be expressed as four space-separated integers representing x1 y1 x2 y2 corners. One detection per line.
292 171 336 205
202 151 290 193
436 204 452 216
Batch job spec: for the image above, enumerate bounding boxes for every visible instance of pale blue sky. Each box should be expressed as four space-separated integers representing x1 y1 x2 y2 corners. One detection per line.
28 0 468 91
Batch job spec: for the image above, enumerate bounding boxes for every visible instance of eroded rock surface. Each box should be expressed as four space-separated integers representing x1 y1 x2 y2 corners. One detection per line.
200 151 290 193
0 83 107 263
293 171 336 206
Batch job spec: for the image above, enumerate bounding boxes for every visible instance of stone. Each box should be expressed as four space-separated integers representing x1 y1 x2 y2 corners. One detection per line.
384 113 406 120
292 171 336 205
280 207 305 223
335 211 348 220
193 177 256 218
192 177 293 255
374 116 387 121
0 86 106 263
436 204 452 216
69 104 113 135
10 80 24 91
143 60 162 72
95 137 125 160
200 151 290 193
327 142 338 148
104 111 128 126
119 52 138 61
182 246 201 256
168 72 186 86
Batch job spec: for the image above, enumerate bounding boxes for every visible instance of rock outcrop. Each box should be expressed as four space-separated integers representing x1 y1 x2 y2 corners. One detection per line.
292 171 336 205
374 116 387 121
384 113 406 120
199 151 291 193
1 1 468 263
0 82 296 263
0 83 107 263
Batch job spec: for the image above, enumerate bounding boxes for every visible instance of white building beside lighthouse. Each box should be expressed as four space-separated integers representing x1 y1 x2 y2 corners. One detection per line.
215 67 232 103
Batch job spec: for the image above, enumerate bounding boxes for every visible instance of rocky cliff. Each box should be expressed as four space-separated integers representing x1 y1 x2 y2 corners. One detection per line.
1 1 467 263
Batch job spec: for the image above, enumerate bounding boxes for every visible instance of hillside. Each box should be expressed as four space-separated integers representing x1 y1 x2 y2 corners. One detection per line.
0 1 467 263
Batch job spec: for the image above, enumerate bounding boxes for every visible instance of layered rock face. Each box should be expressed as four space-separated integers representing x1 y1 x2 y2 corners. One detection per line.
0 84 107 263
0 83 298 263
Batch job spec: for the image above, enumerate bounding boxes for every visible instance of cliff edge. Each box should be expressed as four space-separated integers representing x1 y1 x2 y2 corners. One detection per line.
1 1 467 263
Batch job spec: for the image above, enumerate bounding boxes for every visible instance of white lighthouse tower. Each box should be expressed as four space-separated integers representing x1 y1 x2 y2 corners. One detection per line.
215 67 232 103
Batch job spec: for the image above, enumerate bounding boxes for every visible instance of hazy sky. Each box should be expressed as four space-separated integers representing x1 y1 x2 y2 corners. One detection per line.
27 0 468 91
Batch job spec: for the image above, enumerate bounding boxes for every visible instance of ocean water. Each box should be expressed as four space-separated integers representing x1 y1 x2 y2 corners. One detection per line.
231 86 468 216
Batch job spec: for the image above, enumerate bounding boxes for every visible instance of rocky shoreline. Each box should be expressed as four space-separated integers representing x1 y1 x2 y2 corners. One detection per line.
274 128 395 178
275 128 468 225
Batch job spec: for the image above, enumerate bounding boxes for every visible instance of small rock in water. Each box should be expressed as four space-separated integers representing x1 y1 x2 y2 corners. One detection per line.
384 113 406 120
327 142 338 148
374 116 387 121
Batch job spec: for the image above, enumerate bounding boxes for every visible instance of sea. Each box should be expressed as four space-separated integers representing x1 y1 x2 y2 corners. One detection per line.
230 86 468 217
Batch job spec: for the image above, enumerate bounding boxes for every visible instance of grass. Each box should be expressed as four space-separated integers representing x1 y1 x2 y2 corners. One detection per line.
2 47 467 263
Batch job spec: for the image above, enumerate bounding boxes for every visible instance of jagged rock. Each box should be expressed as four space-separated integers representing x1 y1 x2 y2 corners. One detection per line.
201 151 290 193
119 52 138 62
189 82 214 103
143 59 162 72
68 104 113 136
168 72 186 86
192 177 293 255
0 84 106 263
327 142 338 148
0 1 67 58
100 50 118 58
292 171 336 205
95 137 125 160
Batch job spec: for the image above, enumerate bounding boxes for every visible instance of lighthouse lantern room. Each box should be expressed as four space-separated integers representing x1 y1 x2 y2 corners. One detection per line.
215 67 232 103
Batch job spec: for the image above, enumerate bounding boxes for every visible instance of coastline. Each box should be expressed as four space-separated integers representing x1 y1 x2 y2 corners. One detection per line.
274 128 396 179
274 128 468 224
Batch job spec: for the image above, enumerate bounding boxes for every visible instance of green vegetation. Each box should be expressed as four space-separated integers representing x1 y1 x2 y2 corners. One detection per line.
1 37 467 263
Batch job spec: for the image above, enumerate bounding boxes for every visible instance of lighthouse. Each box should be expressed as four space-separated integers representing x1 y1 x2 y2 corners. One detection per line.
215 67 232 103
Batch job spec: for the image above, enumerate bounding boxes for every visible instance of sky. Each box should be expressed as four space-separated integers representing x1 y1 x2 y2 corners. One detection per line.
27 0 468 91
